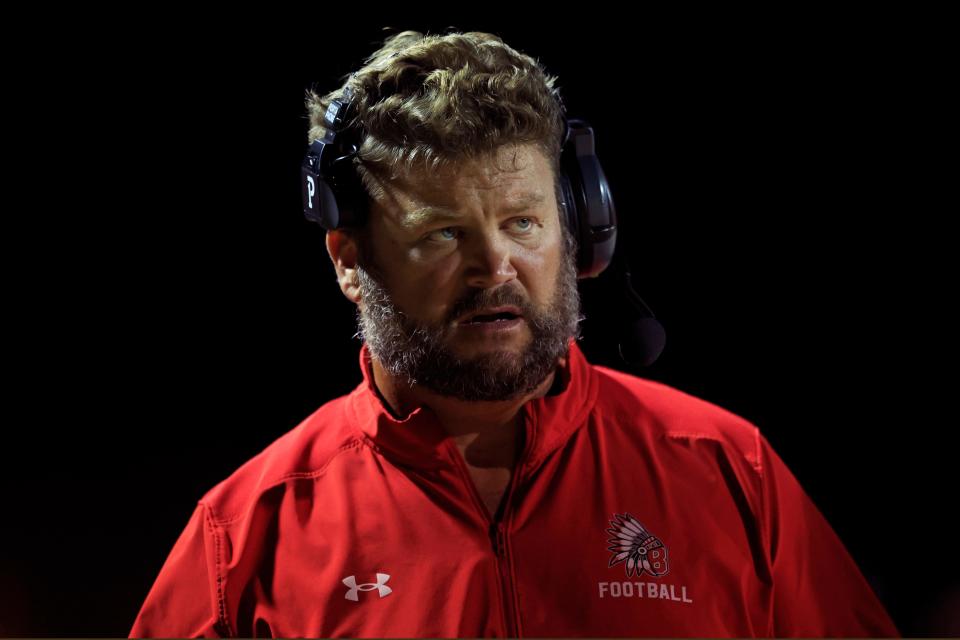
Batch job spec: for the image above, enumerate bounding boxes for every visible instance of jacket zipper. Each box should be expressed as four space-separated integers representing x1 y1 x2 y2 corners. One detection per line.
493 520 520 638
447 417 531 638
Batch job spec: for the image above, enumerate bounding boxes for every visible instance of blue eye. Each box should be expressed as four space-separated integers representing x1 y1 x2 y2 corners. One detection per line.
424 218 537 244
423 227 457 244
427 227 458 242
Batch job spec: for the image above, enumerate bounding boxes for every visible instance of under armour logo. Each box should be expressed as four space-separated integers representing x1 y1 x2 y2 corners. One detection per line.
342 573 393 602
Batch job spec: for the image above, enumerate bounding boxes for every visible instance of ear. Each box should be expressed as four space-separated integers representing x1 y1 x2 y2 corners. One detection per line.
325 230 363 308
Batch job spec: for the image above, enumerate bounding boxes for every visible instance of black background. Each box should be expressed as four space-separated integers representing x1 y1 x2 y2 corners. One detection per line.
3 10 955 637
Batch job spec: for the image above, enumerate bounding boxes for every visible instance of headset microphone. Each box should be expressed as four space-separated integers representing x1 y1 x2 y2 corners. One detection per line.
612 251 667 367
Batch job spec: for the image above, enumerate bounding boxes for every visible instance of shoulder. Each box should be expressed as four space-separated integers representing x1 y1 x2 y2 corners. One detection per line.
197 392 363 524
589 362 762 472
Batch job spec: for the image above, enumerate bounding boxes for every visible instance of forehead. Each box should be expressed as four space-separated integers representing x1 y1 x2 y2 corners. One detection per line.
372 143 556 230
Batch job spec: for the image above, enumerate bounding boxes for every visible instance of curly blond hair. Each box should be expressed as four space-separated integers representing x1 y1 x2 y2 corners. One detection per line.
305 30 567 206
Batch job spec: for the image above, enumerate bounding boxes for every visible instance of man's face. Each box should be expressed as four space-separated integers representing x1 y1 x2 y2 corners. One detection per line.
353 143 583 402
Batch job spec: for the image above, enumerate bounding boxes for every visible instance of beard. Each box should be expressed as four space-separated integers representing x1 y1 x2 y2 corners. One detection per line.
354 225 584 402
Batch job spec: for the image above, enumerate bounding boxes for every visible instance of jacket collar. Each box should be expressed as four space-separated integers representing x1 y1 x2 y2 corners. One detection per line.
348 338 599 472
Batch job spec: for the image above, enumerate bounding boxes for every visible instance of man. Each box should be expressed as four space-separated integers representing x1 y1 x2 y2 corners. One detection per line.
130 30 899 637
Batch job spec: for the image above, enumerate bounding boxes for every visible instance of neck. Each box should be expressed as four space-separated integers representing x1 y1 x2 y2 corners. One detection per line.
370 355 560 466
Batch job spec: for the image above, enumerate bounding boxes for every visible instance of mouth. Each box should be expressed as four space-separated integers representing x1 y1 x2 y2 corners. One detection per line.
456 306 524 325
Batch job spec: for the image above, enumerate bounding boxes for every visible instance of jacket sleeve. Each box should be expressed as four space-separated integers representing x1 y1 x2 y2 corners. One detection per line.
129 502 226 638
758 433 900 637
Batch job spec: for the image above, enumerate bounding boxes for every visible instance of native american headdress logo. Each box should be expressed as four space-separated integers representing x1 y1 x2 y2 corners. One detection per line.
606 512 670 578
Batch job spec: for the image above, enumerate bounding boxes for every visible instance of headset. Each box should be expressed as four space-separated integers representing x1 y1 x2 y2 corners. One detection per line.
300 84 666 365
301 85 616 279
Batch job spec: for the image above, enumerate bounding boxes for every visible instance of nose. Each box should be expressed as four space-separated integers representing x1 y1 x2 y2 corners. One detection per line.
463 231 518 289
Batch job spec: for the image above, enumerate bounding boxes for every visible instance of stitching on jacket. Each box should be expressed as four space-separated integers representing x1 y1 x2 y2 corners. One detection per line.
664 431 724 442
666 429 764 474
202 502 233 637
205 500 229 525
276 439 364 483
206 439 364 526
196 439 366 634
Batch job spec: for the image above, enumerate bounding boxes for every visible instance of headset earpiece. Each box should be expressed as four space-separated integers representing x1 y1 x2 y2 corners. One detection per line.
558 119 617 279
301 87 367 230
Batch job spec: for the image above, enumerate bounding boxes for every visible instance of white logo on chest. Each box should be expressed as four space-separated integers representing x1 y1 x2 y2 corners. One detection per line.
342 573 393 601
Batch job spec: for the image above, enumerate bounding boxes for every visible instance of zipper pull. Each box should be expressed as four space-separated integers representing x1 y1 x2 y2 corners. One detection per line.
494 522 506 557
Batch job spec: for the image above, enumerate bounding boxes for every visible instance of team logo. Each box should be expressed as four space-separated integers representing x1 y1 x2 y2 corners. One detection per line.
342 573 393 601
606 512 670 578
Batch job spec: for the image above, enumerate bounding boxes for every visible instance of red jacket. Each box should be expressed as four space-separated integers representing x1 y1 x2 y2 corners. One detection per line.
131 339 899 637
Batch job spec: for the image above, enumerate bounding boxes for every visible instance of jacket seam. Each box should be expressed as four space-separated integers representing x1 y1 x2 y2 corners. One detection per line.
752 426 763 474
664 429 763 474
275 439 365 483
205 439 365 526
664 430 724 442
527 361 598 469
667 426 772 635
755 428 775 637
201 501 233 637
198 439 365 636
